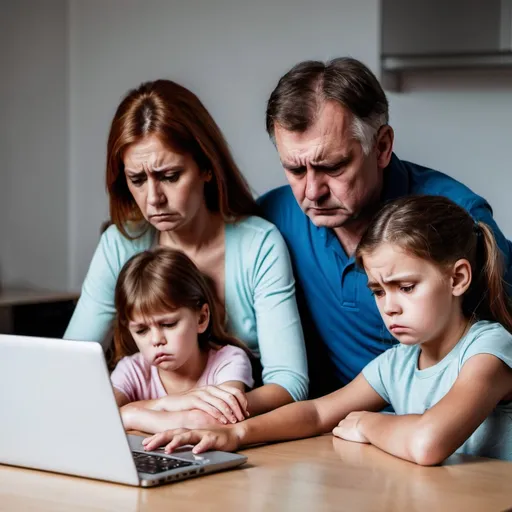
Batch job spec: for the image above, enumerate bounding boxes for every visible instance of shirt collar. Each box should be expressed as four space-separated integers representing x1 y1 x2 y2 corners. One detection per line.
380 152 410 203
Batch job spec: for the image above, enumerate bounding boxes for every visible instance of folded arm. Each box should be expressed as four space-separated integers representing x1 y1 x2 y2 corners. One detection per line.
337 354 512 465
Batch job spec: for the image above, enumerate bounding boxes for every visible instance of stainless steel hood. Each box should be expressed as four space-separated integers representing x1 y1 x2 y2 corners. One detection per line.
381 0 512 90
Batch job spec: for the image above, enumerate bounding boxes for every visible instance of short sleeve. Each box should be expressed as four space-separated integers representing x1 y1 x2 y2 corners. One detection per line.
361 349 394 404
460 322 512 370
211 346 255 389
110 356 144 403
250 225 309 401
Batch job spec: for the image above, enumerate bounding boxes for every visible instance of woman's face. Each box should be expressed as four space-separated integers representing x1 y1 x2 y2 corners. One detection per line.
123 134 209 232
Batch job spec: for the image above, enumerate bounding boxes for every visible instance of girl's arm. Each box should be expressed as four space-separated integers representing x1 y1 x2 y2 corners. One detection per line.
120 407 222 433
334 354 512 466
124 383 249 424
143 373 387 453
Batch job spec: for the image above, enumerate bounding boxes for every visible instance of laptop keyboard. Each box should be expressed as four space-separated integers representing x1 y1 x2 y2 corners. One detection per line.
132 451 196 474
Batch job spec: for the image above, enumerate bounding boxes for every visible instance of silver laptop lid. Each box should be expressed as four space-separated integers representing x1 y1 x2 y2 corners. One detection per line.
0 335 139 485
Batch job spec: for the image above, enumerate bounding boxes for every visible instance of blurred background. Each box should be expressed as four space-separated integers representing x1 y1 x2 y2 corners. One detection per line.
1 0 511 303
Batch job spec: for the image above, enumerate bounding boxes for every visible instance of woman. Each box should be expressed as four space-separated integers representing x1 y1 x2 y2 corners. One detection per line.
65 79 308 421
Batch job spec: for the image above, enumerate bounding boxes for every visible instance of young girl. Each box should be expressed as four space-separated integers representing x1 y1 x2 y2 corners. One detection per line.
111 247 254 434
143 195 512 464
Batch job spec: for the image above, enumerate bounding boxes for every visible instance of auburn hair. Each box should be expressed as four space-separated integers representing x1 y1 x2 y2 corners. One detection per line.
106 79 260 239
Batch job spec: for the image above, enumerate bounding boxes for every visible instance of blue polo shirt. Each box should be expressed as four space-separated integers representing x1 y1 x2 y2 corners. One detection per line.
259 153 512 392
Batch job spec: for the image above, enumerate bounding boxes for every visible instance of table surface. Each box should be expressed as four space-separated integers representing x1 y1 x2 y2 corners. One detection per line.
1 435 512 512
0 287 79 307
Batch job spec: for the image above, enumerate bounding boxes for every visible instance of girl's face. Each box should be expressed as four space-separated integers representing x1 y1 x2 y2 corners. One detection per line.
362 243 470 347
128 304 210 372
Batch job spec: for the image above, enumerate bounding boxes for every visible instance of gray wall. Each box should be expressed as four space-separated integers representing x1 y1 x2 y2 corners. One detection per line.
68 0 379 289
2 0 511 291
389 70 512 236
0 0 69 290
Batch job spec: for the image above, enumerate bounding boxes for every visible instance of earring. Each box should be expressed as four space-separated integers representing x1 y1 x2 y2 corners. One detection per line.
205 170 213 182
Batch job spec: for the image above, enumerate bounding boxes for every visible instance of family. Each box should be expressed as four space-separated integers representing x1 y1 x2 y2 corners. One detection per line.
65 57 512 465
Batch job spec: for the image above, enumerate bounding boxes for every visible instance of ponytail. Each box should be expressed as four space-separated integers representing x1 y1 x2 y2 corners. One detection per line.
470 222 512 333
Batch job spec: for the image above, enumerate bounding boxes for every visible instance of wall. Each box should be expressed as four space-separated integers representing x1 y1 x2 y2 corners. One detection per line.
68 0 379 288
2 1 511 291
389 69 512 237
0 0 69 290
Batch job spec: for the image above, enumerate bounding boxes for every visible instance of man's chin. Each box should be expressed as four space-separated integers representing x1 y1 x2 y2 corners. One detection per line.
306 211 349 229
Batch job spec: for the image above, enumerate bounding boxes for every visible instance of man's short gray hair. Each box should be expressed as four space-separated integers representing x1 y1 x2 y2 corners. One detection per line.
266 57 389 156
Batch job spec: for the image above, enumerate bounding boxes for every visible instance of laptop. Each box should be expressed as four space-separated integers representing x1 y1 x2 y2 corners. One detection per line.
0 334 247 487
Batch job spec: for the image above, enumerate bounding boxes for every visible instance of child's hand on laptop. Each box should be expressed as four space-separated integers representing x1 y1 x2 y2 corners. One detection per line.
154 384 249 425
142 423 244 454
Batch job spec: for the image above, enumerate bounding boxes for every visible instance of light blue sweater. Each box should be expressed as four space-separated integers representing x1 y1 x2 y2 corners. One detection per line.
65 216 309 401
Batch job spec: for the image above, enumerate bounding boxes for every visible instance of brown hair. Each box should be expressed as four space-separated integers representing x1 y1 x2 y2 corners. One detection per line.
113 247 252 363
266 57 389 154
106 80 260 239
356 195 512 333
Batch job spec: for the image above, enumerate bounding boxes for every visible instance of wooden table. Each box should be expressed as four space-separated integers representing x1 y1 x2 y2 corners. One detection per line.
1 435 512 512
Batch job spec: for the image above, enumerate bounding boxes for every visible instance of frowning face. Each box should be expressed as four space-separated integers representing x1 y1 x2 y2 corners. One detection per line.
274 101 390 229
124 134 209 233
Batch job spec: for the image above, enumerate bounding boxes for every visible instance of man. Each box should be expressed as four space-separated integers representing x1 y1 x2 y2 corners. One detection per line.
259 57 512 397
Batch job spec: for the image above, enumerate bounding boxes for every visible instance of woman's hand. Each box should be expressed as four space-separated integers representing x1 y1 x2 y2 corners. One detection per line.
142 424 244 454
332 411 370 444
155 384 249 424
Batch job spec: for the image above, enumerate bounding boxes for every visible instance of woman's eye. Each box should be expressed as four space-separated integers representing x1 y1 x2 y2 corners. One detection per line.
135 327 148 335
400 285 415 293
163 173 180 183
130 178 146 187
161 322 177 329
371 289 385 298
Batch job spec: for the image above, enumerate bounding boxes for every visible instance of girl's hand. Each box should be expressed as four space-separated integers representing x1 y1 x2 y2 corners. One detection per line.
120 402 142 430
142 424 243 454
332 411 370 444
156 385 249 424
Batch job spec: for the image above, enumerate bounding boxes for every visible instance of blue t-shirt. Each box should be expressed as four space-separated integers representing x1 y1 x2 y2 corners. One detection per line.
65 216 309 401
259 153 512 391
363 321 512 461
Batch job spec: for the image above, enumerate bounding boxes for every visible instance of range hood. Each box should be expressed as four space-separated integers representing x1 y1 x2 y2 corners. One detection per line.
381 0 512 90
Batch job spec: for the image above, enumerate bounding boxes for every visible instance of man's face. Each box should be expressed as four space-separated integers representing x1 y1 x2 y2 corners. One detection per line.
274 101 390 229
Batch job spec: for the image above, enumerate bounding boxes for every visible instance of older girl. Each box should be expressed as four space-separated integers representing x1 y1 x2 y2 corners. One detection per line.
145 196 512 464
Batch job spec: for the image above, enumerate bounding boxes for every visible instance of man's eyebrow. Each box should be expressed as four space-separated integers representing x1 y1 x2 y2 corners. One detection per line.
280 160 305 169
310 155 351 170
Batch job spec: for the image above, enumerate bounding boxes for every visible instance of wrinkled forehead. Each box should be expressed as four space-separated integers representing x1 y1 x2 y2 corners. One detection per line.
274 102 356 166
362 244 427 280
123 135 186 170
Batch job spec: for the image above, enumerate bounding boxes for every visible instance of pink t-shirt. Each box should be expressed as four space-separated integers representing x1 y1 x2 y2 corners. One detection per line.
111 345 254 402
